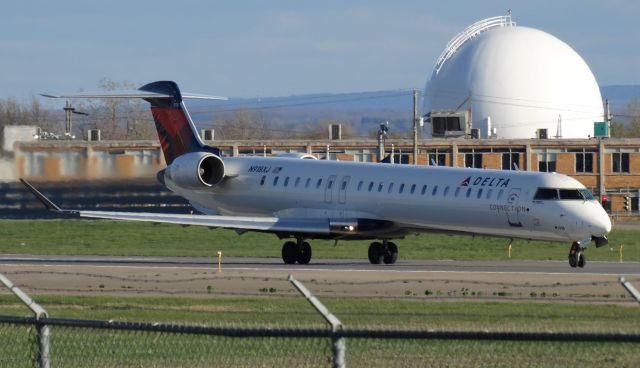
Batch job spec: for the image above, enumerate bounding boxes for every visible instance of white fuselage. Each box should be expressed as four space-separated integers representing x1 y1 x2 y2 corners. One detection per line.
166 156 611 243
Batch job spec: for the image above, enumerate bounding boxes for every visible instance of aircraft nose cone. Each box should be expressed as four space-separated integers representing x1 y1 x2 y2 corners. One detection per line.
592 208 612 236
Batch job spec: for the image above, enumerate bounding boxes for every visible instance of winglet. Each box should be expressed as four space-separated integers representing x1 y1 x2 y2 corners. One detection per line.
20 179 63 212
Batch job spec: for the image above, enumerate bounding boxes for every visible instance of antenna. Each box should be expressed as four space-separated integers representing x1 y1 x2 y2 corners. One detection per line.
554 114 563 138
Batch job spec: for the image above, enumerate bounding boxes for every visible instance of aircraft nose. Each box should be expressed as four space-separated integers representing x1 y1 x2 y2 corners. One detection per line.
591 207 612 236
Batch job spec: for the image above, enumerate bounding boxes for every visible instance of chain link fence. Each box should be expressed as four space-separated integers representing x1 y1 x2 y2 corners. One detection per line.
0 315 639 368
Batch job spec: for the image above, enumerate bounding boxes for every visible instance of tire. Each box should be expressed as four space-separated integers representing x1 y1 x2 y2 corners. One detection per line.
297 242 312 265
577 253 586 268
368 242 383 264
568 253 578 268
282 241 298 264
383 242 398 264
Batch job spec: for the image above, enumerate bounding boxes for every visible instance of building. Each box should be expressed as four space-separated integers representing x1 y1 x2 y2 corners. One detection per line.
12 138 640 217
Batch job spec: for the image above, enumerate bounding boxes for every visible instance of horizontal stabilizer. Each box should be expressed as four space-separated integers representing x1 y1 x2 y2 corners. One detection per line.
41 90 227 101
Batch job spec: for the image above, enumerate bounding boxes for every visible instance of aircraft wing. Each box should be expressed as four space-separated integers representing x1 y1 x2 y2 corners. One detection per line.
20 179 330 235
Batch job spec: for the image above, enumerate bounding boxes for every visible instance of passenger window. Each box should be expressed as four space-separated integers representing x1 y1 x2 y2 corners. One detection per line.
294 177 301 187
399 184 405 194
357 181 363 191
305 178 311 188
327 179 334 190
486 189 492 199
273 176 279 186
316 178 323 189
421 185 427 195
388 183 394 193
284 177 290 187
368 182 374 192
443 186 449 196
341 180 348 190
466 188 472 198
378 182 384 192
432 186 438 196
260 175 266 186
477 188 483 199
497 189 504 200
454 187 460 197
410 184 416 194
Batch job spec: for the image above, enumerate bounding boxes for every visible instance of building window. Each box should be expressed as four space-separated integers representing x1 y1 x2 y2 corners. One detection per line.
573 150 594 173
427 149 448 166
612 153 630 173
502 153 520 170
464 153 483 168
538 153 557 172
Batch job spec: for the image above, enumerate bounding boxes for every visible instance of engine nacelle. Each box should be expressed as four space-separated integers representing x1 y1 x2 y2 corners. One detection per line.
165 152 225 189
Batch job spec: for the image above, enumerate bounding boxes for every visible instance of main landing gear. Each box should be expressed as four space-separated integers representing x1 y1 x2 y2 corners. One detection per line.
568 242 586 268
368 240 398 265
281 239 312 265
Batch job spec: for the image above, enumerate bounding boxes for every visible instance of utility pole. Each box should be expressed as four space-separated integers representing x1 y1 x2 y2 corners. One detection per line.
64 100 73 135
412 89 419 165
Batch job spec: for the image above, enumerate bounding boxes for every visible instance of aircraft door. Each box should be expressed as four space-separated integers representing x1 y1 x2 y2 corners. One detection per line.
506 188 523 227
339 176 350 204
325 175 337 203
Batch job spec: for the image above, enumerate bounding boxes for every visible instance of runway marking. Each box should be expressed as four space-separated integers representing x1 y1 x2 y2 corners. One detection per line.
0 263 634 277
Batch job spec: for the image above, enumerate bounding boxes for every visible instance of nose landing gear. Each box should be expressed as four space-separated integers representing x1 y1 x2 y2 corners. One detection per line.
368 240 398 264
568 242 586 268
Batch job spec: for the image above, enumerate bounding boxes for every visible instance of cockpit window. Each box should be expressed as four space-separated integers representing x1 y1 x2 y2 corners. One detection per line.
579 189 595 200
534 188 558 200
559 189 583 200
534 188 595 201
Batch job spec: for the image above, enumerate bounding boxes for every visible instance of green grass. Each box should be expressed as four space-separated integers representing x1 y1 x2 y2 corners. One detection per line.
1 294 639 333
0 219 638 261
0 295 638 367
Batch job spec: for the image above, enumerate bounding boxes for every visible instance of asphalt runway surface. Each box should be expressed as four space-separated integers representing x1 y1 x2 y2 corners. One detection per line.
0 255 638 275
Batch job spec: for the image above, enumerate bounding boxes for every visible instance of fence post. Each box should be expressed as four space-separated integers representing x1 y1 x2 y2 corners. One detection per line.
288 275 345 368
0 273 50 368
620 276 640 303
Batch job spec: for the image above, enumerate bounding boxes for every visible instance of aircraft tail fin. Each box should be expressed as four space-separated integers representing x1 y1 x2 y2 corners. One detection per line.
42 81 226 165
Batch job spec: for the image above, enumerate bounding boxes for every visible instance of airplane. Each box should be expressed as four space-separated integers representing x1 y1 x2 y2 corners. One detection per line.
22 80 611 268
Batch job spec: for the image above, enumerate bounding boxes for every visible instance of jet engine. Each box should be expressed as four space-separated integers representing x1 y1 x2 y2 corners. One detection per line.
164 152 225 189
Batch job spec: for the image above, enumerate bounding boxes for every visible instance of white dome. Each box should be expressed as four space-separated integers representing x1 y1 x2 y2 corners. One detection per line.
424 22 604 139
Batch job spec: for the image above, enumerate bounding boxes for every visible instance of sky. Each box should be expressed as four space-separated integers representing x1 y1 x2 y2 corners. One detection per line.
1 0 639 101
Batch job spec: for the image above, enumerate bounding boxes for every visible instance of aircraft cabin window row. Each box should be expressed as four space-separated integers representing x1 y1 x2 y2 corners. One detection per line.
261 175 513 201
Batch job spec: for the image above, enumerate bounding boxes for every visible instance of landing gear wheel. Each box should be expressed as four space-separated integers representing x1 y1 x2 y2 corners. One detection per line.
383 242 398 264
577 253 586 268
368 242 384 264
282 241 298 264
297 242 312 265
568 242 580 268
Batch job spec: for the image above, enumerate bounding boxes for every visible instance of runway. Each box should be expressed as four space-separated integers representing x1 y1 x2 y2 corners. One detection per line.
0 255 638 275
